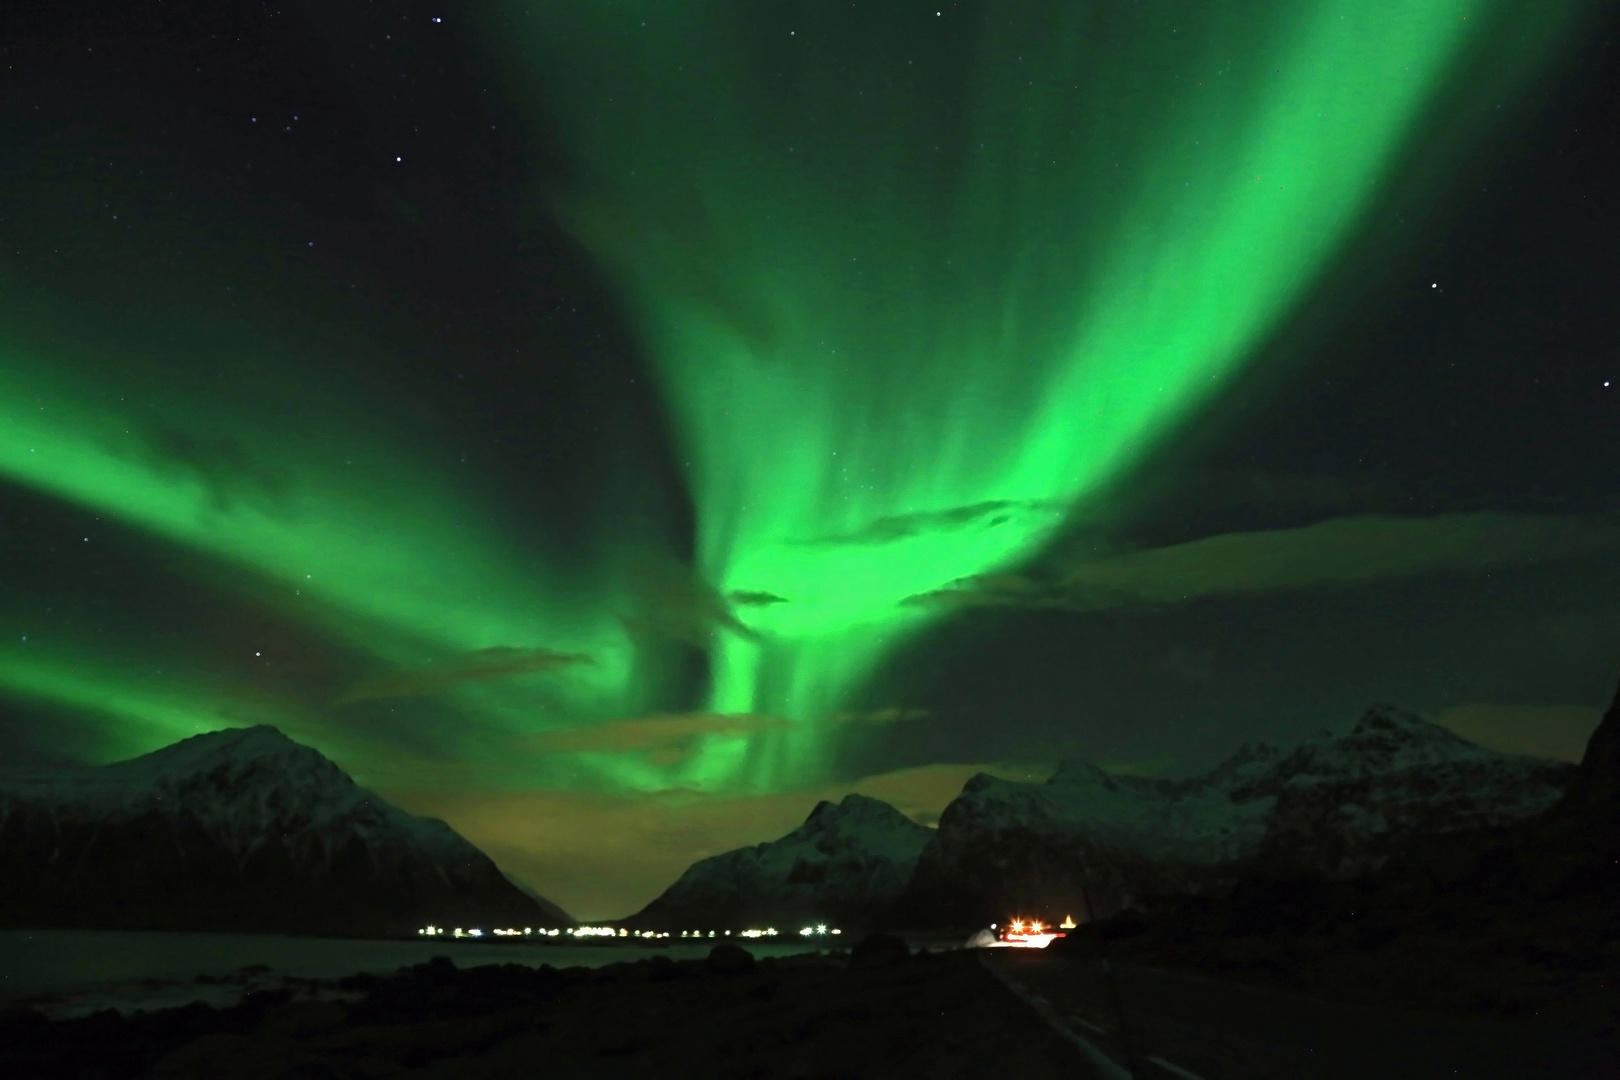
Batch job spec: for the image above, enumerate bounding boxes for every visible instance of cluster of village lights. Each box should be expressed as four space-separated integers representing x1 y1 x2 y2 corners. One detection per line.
418 924 842 940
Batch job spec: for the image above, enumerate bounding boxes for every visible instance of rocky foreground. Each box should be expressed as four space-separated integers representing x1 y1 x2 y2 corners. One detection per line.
0 939 1083 1080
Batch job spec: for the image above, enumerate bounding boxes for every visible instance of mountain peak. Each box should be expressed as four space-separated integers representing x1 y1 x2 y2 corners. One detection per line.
1559 677 1620 815
0 725 574 934
1347 703 1469 744
94 724 343 787
807 792 913 823
1045 758 1119 790
1255 704 1503 788
625 792 931 929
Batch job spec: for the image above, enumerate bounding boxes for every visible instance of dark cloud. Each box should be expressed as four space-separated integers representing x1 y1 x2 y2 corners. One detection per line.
620 554 762 646
728 590 790 607
336 647 594 705
128 424 291 516
902 513 1620 611
824 706 932 726
808 499 1064 546
899 572 1064 610
1190 469 1402 513
526 711 793 762
1154 645 1218 685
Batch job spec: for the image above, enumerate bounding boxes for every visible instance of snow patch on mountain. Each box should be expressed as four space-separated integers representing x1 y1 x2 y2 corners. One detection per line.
946 705 1565 864
902 705 1575 926
626 793 932 928
0 725 572 933
0 726 473 874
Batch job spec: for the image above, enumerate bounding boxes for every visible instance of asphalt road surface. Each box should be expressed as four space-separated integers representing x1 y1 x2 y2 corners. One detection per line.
981 950 1618 1079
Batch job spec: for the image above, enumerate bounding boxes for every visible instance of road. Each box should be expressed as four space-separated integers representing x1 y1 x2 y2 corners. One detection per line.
980 949 1617 1079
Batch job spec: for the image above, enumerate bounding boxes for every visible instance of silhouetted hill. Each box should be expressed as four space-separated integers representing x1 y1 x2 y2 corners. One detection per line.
900 704 1571 929
0 726 572 937
1050 678 1620 1028
623 793 931 931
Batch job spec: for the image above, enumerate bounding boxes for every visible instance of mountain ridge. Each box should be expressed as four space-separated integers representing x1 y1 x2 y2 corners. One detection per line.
0 725 573 936
900 703 1574 928
623 792 933 930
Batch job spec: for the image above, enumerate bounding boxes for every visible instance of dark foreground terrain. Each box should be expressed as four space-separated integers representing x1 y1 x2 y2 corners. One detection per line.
0 939 1085 1080
1047 784 1620 1037
1036 677 1620 1074
987 949 1619 1079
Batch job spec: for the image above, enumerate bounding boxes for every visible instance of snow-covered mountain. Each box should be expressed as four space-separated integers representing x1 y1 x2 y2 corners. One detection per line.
0 725 572 936
899 705 1575 929
623 793 932 931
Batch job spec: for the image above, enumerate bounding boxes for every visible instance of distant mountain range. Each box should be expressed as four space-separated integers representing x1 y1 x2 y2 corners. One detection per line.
0 726 571 937
622 793 932 932
628 705 1574 932
1041 679 1620 1024
900 704 1574 928
4 702 1585 940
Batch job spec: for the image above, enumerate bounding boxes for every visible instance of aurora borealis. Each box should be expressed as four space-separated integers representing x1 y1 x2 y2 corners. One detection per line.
3 0 1618 918
497 0 1599 791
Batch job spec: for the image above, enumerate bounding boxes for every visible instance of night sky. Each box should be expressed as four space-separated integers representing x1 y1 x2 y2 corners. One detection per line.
2 0 1617 920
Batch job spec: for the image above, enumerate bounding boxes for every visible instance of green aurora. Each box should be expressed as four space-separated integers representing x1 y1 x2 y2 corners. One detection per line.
0 0 1598 796
492 0 1593 789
